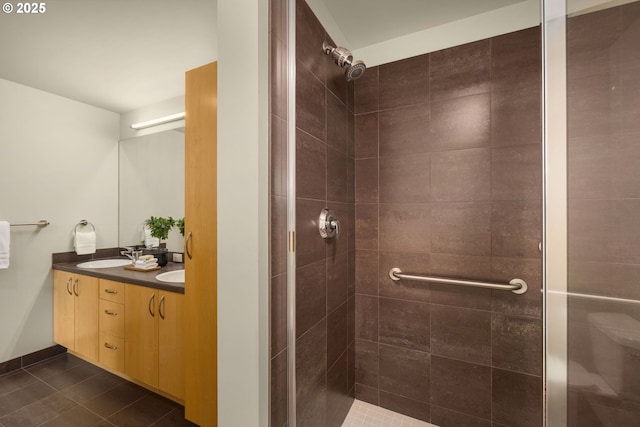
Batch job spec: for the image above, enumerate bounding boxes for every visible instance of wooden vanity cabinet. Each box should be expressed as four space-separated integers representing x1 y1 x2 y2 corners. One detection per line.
98 279 125 372
124 283 185 400
53 270 99 362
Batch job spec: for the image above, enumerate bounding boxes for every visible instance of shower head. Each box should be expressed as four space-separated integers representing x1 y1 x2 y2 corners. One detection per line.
323 42 366 81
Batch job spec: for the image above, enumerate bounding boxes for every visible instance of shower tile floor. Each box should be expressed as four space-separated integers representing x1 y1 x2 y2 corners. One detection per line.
342 400 437 427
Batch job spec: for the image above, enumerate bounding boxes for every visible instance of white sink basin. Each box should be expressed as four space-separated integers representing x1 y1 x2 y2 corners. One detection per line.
77 259 132 269
156 269 185 284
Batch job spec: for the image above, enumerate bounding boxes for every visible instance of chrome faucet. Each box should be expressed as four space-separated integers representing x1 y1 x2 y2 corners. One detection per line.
120 247 142 262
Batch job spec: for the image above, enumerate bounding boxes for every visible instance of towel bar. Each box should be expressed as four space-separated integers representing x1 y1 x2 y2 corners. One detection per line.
10 220 49 228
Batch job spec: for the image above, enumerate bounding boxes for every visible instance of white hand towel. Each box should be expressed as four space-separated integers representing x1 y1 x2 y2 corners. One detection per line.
143 227 159 249
0 221 9 269
74 228 96 255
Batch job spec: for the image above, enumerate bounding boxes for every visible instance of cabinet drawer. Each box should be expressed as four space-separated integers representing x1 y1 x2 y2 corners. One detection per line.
99 334 124 372
99 280 125 304
99 300 124 338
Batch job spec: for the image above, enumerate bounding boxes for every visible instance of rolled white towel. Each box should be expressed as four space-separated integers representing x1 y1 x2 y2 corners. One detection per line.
134 262 158 270
0 221 9 269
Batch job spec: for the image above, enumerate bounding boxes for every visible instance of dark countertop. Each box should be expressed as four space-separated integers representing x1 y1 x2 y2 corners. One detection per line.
53 258 185 294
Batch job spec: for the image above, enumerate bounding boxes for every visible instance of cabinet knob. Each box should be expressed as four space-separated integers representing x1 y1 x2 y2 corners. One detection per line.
104 343 118 350
104 289 118 295
104 310 118 316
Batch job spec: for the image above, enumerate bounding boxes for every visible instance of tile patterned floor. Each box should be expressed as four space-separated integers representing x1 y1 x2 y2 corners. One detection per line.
342 400 437 427
0 353 196 427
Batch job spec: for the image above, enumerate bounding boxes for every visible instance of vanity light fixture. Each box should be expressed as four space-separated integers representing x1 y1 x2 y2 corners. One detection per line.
130 112 185 130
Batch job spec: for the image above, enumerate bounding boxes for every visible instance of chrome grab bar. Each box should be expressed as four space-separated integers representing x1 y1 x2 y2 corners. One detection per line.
388 267 528 295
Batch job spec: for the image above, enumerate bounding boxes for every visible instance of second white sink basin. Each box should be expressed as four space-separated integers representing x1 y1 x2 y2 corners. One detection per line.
77 259 132 269
156 269 185 284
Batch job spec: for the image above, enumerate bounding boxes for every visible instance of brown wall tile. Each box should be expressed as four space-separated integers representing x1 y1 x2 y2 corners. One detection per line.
327 92 347 154
491 27 541 93
327 147 349 203
431 202 491 257
296 198 329 267
327 251 349 312
430 94 491 152
491 84 542 147
297 62 327 142
379 391 430 422
431 405 491 427
355 339 379 389
567 72 620 139
378 251 431 303
355 250 378 296
491 144 542 201
296 260 327 338
379 344 430 403
354 67 379 114
430 356 491 419
379 153 430 203
430 39 491 101
491 200 542 259
619 66 640 133
492 369 542 427
355 204 378 250
567 7 622 78
295 0 326 83
379 203 431 253
431 148 491 202
379 298 430 352
327 302 348 369
296 319 327 426
355 158 379 204
326 352 351 427
568 135 613 200
491 257 542 318
379 54 430 110
492 314 542 376
355 295 378 342
296 129 326 200
379 104 430 157
430 305 491 365
354 113 379 159
355 383 378 405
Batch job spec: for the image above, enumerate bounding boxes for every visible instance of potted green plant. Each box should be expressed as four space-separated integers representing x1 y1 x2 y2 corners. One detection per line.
176 217 185 237
144 216 176 266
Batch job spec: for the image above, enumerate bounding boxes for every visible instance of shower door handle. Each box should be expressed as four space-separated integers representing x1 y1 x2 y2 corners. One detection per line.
319 208 340 240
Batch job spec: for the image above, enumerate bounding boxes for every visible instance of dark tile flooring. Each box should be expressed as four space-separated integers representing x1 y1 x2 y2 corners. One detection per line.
0 353 198 427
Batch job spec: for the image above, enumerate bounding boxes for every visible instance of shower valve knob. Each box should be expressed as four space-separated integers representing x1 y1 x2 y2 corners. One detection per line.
319 208 340 240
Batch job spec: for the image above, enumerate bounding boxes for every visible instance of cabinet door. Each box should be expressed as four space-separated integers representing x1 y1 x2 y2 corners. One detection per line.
185 61 218 426
53 270 75 350
158 291 184 399
125 284 158 387
74 274 99 362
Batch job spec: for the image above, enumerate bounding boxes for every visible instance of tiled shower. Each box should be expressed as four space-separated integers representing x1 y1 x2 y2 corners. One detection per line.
270 1 640 426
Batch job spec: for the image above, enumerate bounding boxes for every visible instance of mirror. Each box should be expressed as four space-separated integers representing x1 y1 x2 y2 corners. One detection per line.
118 130 185 253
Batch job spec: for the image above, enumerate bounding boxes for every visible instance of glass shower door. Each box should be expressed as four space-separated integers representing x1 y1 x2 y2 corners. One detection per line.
545 1 640 425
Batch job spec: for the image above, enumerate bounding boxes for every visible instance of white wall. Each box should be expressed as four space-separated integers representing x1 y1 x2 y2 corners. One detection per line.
217 0 269 424
119 130 185 252
0 78 119 362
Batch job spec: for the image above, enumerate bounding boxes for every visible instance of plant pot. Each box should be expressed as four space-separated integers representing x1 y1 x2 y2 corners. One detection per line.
143 248 169 267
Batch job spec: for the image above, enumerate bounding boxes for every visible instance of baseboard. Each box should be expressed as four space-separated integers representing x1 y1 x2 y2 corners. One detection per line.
0 345 67 375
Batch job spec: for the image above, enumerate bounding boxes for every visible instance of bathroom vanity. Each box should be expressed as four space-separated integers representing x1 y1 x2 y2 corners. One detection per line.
52 260 185 403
